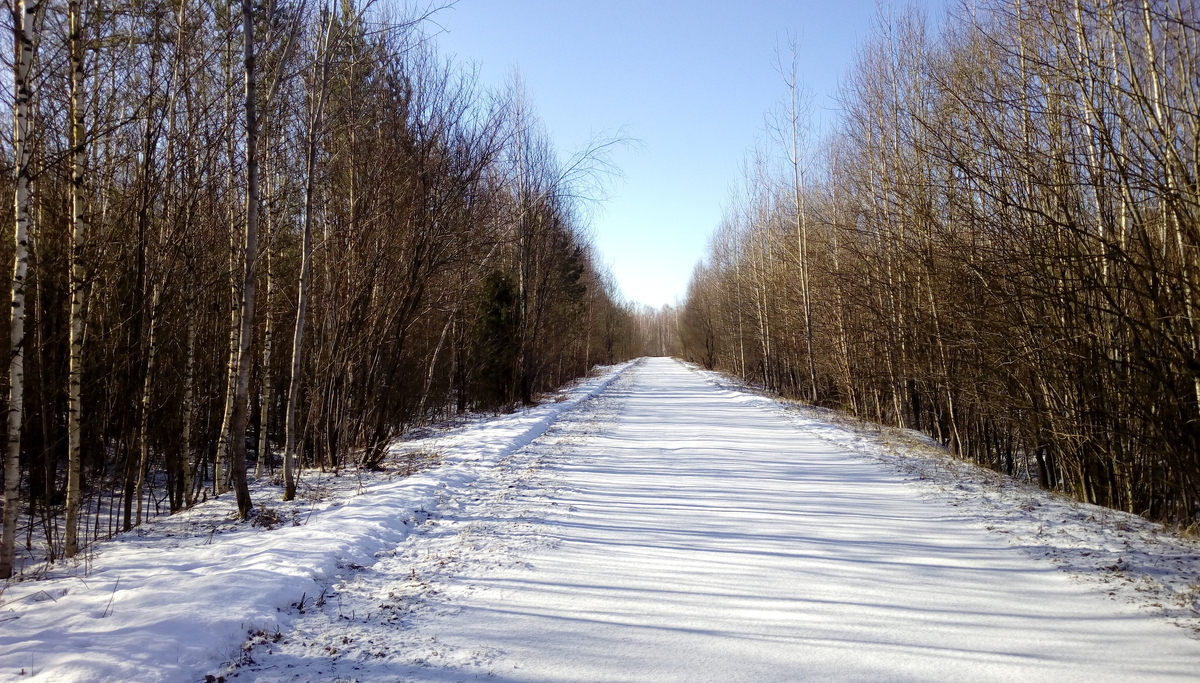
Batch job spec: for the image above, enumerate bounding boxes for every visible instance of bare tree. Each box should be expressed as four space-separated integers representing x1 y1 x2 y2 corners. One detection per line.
63 0 86 559
2 0 41 580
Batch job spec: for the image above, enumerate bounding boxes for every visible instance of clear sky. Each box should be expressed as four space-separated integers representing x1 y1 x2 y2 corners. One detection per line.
431 1 943 309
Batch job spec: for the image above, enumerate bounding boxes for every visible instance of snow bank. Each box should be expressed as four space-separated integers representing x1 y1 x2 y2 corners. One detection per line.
0 362 631 683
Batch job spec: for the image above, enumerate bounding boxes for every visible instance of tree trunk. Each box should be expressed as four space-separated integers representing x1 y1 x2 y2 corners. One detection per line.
781 45 817 403
181 293 197 507
134 285 159 526
215 260 240 494
284 4 333 501
215 4 240 496
64 0 85 559
255 217 272 478
2 0 38 580
228 0 258 520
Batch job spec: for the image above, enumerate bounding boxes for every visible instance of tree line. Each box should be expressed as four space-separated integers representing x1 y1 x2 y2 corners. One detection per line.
679 0 1200 525
0 0 645 578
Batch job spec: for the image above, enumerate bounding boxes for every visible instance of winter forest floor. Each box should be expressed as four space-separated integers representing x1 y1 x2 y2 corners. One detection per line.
2 357 1199 682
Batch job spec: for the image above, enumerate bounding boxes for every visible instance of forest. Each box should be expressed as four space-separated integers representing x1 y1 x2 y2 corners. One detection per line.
0 0 646 578
679 0 1200 525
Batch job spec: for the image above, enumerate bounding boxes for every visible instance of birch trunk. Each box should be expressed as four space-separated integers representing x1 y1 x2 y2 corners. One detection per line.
181 293 197 507
228 0 258 519
64 0 85 559
781 45 817 403
284 4 334 501
134 284 159 526
251 11 302 481
417 314 453 418
255 237 271 478
1 0 38 580
215 261 240 494
215 5 239 496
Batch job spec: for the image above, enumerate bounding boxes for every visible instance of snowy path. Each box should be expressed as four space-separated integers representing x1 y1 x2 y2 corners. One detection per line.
283 357 1196 683
4 357 1199 682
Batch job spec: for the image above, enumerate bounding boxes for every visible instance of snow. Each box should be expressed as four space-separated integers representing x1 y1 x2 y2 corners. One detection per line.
0 362 633 682
3 357 1199 682
695 367 1200 638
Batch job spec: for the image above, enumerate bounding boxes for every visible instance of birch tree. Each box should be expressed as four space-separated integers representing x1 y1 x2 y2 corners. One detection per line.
283 0 334 501
1 0 40 580
63 0 86 559
679 0 1200 524
0 0 640 569
226 0 260 519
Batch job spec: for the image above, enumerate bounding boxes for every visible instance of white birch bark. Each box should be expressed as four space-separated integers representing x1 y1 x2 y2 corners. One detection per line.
215 260 240 494
181 294 197 506
214 0 239 496
2 0 38 580
255 235 272 479
228 0 258 519
64 0 85 559
284 4 334 501
782 52 817 404
248 9 304 483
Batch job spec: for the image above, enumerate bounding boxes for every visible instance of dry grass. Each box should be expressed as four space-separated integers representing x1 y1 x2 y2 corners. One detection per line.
396 449 442 477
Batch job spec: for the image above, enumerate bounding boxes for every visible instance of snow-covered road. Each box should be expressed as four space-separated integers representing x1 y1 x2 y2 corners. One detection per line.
259 357 1199 682
4 357 1199 682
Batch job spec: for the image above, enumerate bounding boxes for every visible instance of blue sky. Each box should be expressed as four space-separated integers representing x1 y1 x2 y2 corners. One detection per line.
432 1 943 308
